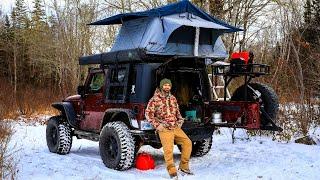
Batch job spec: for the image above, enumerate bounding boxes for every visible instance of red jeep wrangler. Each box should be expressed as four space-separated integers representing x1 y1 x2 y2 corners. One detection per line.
46 0 281 171
46 50 281 170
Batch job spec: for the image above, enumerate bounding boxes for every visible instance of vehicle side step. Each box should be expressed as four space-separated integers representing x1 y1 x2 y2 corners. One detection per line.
74 130 100 141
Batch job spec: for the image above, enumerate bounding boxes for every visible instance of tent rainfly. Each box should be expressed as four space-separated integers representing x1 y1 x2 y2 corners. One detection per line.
80 0 242 65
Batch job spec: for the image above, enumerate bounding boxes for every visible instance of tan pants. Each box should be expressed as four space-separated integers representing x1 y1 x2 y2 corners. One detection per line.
158 128 192 175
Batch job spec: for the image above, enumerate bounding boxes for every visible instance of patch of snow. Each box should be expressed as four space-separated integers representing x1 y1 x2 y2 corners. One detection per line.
9 123 320 180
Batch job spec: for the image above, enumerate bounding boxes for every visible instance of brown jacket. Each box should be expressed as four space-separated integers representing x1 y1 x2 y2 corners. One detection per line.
145 88 184 130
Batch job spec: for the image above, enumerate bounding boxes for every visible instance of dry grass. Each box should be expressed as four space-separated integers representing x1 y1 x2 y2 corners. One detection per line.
273 99 320 142
15 86 60 117
0 79 61 120
0 122 17 179
0 79 64 179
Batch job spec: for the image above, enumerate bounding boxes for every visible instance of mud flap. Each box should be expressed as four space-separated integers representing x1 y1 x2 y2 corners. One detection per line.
260 108 283 131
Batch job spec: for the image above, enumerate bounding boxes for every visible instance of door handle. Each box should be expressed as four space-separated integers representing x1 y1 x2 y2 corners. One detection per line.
83 111 90 115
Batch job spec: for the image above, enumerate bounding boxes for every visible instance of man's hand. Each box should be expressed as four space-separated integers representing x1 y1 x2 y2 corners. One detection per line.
156 124 165 132
177 117 184 129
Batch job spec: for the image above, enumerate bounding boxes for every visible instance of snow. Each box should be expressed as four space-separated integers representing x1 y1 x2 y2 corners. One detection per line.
9 122 320 180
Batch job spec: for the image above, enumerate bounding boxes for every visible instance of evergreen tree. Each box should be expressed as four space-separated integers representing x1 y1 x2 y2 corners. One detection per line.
13 0 29 28
304 0 312 24
31 0 46 29
311 0 320 24
311 0 320 45
303 0 320 45
11 8 17 28
5 15 10 28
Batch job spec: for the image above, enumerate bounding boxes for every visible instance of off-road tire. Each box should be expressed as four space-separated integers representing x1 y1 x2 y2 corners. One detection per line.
178 136 213 157
99 121 135 171
231 82 279 126
46 116 72 154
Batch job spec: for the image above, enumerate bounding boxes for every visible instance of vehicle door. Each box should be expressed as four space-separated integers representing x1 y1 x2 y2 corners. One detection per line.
79 69 106 132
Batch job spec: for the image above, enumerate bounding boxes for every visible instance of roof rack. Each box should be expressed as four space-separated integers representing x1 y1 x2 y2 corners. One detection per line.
79 48 217 65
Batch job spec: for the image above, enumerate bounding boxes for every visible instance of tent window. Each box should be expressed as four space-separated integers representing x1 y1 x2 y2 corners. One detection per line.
167 26 195 44
199 28 212 45
167 26 213 45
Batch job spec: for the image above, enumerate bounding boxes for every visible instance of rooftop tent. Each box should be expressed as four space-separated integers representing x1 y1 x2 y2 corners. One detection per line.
81 0 242 65
89 0 241 32
109 12 230 58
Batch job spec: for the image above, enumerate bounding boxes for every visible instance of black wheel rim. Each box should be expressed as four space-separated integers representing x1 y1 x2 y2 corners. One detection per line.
50 126 58 145
105 135 119 160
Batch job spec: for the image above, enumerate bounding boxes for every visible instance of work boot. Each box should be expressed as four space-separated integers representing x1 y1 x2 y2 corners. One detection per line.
178 168 194 176
170 173 178 179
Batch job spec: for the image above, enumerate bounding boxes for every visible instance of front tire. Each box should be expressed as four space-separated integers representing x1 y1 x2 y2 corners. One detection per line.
99 121 135 170
46 116 72 154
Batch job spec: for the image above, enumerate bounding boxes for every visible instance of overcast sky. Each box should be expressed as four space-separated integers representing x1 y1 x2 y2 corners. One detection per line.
1 0 34 14
1 0 14 13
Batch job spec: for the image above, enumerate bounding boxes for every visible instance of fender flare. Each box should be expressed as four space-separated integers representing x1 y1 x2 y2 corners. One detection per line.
101 108 137 130
52 102 78 128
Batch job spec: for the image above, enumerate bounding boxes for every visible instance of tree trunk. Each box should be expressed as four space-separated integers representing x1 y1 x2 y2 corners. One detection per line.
290 37 305 102
13 35 18 101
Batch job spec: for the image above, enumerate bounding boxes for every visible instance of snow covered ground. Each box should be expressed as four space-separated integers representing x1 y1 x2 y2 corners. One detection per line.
10 122 320 180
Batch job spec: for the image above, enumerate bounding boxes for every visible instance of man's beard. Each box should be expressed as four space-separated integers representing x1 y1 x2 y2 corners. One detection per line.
163 89 170 93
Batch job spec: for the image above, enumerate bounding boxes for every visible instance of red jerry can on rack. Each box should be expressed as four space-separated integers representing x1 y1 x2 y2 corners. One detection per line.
231 51 250 64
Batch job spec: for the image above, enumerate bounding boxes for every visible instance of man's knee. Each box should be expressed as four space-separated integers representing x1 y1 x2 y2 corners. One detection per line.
162 141 174 155
183 138 192 147
163 147 173 155
188 138 192 145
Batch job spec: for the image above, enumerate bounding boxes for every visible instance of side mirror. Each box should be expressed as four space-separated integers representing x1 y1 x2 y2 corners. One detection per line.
77 85 86 98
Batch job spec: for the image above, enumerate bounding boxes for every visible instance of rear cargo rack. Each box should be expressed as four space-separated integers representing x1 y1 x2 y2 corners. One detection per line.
210 63 271 101
213 63 270 76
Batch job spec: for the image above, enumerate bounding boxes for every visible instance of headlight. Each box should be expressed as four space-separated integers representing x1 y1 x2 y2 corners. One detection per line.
130 119 139 128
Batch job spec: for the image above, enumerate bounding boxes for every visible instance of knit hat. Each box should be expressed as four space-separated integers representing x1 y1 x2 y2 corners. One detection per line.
159 78 172 89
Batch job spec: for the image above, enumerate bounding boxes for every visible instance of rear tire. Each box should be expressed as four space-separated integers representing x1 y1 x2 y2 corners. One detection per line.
231 82 279 126
178 136 212 157
191 136 213 157
46 116 72 155
99 121 135 170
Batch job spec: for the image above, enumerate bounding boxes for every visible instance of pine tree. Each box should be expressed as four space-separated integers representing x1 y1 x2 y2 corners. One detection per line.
11 8 17 28
303 0 320 44
311 0 320 45
312 0 320 24
31 0 46 29
304 0 312 25
5 15 11 28
13 0 29 28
